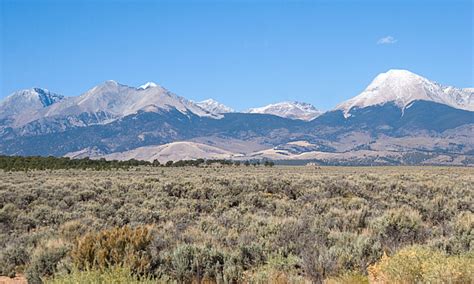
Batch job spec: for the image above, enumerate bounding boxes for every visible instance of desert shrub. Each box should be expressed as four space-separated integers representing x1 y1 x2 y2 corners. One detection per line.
327 231 381 273
300 244 336 283
450 211 474 253
324 271 368 284
236 244 266 270
0 203 19 231
422 252 474 283
271 218 308 255
221 255 243 283
113 204 160 226
169 244 228 283
30 205 65 227
70 226 153 274
25 239 70 284
46 266 155 284
0 243 30 277
421 195 454 225
370 207 424 252
0 166 473 282
368 246 474 283
248 268 304 284
247 253 304 284
58 219 95 242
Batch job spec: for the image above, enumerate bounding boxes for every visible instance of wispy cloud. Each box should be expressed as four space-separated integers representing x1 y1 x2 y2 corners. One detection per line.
377 36 397 45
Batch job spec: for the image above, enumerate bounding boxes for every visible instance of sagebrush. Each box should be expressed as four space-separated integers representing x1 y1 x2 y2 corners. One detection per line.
0 166 472 282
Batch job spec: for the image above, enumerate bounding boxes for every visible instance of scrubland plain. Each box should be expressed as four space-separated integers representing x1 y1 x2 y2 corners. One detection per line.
0 166 473 283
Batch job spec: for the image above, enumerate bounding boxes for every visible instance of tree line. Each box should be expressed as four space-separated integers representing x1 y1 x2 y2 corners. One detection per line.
0 155 274 171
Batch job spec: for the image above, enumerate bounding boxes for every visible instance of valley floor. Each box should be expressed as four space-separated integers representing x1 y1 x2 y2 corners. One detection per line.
0 166 473 283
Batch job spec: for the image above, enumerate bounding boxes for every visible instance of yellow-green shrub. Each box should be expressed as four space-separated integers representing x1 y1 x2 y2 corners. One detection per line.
368 246 474 283
46 266 155 284
70 226 153 274
324 272 368 284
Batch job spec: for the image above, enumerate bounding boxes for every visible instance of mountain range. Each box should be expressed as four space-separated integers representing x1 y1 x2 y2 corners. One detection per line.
247 101 323 121
1 69 473 165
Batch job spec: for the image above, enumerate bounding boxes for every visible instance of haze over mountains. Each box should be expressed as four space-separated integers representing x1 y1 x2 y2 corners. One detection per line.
1 69 473 165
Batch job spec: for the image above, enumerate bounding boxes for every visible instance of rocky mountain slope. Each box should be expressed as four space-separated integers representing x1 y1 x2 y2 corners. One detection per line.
247 101 323 121
1 69 473 165
6 80 219 130
0 88 64 127
196 99 234 114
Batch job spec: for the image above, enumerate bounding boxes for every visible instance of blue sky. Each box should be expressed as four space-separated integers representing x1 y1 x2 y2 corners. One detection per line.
1 0 472 110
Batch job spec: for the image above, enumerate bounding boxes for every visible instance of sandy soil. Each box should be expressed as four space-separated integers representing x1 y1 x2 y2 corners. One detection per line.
0 275 27 284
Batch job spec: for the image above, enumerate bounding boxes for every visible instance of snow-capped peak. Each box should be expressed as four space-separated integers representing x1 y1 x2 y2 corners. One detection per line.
336 69 474 116
138 82 158 90
196 99 234 114
2 87 63 107
0 88 64 112
28 80 221 126
247 101 323 121
0 88 64 120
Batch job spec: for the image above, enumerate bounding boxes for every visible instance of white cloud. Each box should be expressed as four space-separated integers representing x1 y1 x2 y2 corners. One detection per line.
377 36 397 45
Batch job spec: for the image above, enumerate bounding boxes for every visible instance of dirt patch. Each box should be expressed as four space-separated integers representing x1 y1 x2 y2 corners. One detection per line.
0 275 27 284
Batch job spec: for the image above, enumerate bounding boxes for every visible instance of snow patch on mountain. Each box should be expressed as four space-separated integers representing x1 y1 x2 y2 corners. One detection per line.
14 81 220 126
138 82 158 90
196 99 234 114
247 101 323 121
336 69 474 117
0 88 64 122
